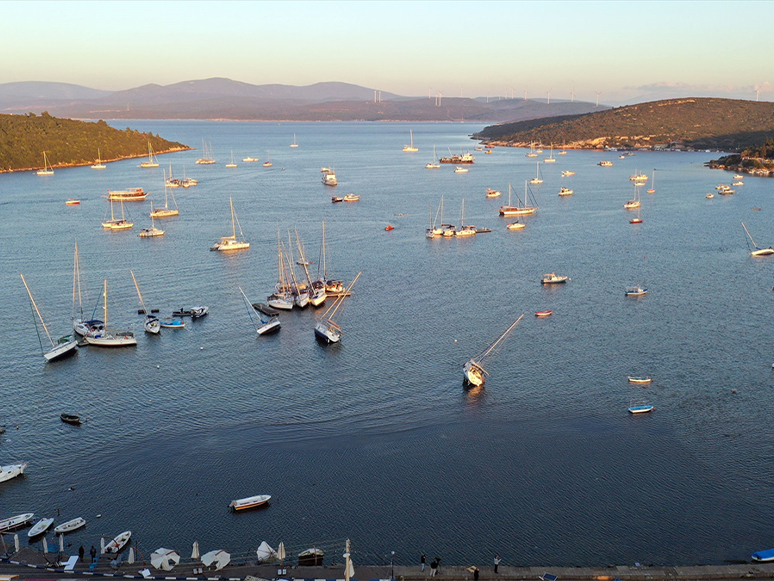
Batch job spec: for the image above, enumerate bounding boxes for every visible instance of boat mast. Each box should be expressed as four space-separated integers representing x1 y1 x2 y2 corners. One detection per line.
73 241 83 321
130 270 149 315
741 221 759 249
296 229 315 287
475 313 525 362
322 271 361 324
20 274 55 350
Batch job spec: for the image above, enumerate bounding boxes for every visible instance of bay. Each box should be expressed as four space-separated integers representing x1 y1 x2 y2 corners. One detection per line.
0 120 772 566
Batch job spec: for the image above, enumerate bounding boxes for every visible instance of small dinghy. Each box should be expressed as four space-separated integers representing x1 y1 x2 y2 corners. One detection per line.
104 530 131 553
0 513 35 533
229 494 271 511
159 318 185 329
54 517 86 534
172 308 193 317
28 517 54 538
627 376 652 384
60 413 82 425
191 306 209 318
253 303 280 317
535 310 553 317
628 404 654 414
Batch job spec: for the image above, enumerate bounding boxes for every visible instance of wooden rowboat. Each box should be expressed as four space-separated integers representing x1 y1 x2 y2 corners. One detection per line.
60 413 82 425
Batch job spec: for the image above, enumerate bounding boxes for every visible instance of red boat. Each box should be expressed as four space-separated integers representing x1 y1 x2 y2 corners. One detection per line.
385 224 395 231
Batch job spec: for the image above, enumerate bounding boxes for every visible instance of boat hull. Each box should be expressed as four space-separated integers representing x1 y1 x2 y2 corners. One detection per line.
314 322 341 343
105 531 131 554
45 337 78 361
28 517 54 538
463 360 485 387
0 463 28 484
85 332 137 347
257 319 281 335
752 549 774 562
54 517 86 535
229 494 271 511
0 512 35 533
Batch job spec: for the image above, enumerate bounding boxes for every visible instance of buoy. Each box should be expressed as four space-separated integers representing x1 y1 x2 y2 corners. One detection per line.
200 346 204 350
156 365 160 369
96 514 102 518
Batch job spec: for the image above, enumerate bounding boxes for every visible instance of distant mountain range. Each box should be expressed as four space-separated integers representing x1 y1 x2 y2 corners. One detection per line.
0 78 602 123
474 98 774 151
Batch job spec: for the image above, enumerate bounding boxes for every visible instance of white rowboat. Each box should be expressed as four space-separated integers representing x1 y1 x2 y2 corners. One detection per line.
229 494 271 511
54 517 86 534
28 517 54 538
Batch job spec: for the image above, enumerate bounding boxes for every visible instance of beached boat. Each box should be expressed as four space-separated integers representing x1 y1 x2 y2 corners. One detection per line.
0 513 34 533
541 273 569 284
60 413 82 425
628 376 652 384
139 143 159 167
104 530 132 554
625 286 647 297
0 463 28 484
742 222 774 256
229 494 271 511
37 152 54 176
28 517 54 538
54 517 86 535
84 280 138 347
402 129 418 152
463 314 525 387
211 197 249 251
314 272 361 344
628 403 654 414
20 274 78 362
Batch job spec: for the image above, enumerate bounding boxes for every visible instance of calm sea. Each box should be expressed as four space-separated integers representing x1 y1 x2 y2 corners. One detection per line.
1 121 773 567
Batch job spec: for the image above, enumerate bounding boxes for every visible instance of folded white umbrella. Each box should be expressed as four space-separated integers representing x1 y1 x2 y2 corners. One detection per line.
14 534 19 553
100 538 106 554
42 537 48 553
277 542 286 561
59 534 64 553
128 548 135 564
151 548 180 571
201 549 230 571
191 541 200 560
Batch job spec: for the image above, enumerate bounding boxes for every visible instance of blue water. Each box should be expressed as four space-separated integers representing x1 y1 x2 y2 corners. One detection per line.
1 121 773 567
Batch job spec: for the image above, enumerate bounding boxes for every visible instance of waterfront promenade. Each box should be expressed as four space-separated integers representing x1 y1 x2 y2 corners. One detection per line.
3 548 774 581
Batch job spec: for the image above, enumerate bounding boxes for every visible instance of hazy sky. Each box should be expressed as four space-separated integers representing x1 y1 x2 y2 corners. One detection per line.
3 0 773 104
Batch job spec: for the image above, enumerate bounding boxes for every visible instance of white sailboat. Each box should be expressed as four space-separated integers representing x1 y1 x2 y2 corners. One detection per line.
455 199 476 237
426 195 445 238
139 204 165 238
285 231 310 308
544 144 556 163
501 181 538 216
263 151 273 167
240 287 280 335
150 171 179 218
84 280 138 347
529 162 543 184
72 243 104 337
526 142 538 158
742 222 774 256
403 129 418 152
426 146 440 169
226 151 237 168
268 231 294 310
131 271 160 334
463 314 525 387
211 197 249 251
314 272 361 344
290 133 299 148
37 152 54 175
623 183 641 209
296 229 325 307
139 142 159 167
196 140 216 164
647 169 656 193
20 274 78 362
92 149 106 169
102 198 133 230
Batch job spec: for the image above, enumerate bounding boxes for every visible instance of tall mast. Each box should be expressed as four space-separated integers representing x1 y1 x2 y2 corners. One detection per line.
130 270 149 314
20 274 55 349
103 280 108 329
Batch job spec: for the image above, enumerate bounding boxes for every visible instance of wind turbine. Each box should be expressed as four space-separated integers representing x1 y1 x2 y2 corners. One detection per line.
571 83 575 103
595 91 601 107
524 87 528 101
546 88 552 105
436 90 444 107
511 87 515 99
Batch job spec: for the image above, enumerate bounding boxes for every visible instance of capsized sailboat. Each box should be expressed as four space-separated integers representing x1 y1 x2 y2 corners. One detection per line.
20 274 78 362
463 314 525 387
314 272 361 344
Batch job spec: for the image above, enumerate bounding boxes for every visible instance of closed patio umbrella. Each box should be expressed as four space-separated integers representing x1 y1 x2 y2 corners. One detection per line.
191 541 200 560
128 548 135 564
277 542 285 561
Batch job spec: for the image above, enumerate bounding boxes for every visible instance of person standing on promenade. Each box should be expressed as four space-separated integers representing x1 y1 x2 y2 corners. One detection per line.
90 546 97 562
494 555 501 573
421 554 426 572
430 558 438 577
78 546 84 562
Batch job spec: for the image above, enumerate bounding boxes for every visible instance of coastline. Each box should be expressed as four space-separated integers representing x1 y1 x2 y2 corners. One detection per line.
0 146 192 174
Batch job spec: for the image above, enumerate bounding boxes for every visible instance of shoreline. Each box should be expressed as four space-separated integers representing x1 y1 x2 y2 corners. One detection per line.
0 146 192 174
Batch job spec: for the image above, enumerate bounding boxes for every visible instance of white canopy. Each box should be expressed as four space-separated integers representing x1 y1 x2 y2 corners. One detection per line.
256 541 276 562
201 549 230 570
277 542 286 561
191 540 200 560
151 548 180 571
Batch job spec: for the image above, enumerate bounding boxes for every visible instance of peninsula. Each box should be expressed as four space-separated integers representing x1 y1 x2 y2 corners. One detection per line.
474 98 774 152
0 112 189 173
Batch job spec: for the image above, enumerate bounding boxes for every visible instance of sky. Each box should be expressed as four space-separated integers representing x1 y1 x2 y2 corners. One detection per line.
3 0 773 106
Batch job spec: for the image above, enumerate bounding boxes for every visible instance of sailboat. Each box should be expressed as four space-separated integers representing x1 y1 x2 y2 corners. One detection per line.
426 146 440 169
403 129 418 152
226 151 237 168
544 144 556 163
285 231 309 308
130 271 160 334
263 151 273 167
240 287 281 335
150 171 179 218
426 195 445 238
102 198 133 230
629 203 643 224
526 142 538 158
314 272 361 344
84 280 137 347
500 182 538 216
623 183 641 210
196 140 216 164
529 163 543 184
92 149 106 169
139 203 165 237
290 133 299 148
139 142 159 168
296 229 325 307
647 169 656 193
268 231 294 310
20 274 78 362
455 199 476 237
463 314 525 387
742 222 774 256
71 243 104 337
210 197 249 251
37 152 54 176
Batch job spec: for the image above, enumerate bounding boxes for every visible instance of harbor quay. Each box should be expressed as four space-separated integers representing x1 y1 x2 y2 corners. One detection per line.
3 548 774 581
